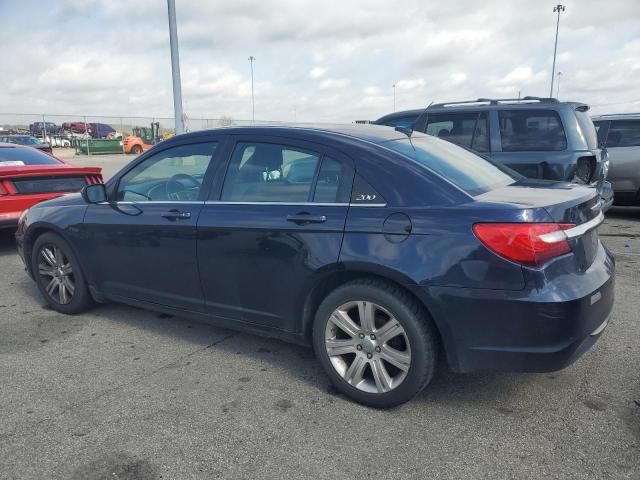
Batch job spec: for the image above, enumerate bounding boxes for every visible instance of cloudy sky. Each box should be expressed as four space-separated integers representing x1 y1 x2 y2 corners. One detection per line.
0 0 639 126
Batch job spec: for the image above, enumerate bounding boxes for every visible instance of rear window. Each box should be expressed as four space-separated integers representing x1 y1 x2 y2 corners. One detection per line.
384 135 515 196
12 176 86 194
575 111 598 150
0 147 60 165
498 109 567 151
425 111 490 152
606 120 640 147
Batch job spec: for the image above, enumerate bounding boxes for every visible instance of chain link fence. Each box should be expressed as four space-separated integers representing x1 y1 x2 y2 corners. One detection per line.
0 113 249 154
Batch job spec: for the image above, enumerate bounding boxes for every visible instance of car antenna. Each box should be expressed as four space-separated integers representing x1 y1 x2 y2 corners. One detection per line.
394 100 434 139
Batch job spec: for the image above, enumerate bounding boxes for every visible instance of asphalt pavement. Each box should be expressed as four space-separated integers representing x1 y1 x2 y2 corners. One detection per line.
0 151 638 479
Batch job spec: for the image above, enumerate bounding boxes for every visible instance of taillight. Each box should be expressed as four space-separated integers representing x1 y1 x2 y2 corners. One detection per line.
0 182 7 195
473 223 575 268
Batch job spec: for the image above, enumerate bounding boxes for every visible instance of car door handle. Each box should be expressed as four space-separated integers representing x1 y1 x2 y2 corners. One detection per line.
161 209 191 220
286 213 327 224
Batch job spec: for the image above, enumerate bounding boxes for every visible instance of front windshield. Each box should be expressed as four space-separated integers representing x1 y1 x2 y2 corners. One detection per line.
383 134 516 196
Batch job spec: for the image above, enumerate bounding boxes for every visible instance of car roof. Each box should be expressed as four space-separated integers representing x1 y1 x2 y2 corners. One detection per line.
376 98 588 123
592 113 640 121
173 123 412 145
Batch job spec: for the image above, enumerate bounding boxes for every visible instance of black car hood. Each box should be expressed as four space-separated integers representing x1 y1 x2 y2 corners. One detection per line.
32 192 86 209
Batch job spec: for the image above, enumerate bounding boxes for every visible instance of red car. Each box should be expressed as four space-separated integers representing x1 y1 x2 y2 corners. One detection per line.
0 143 102 230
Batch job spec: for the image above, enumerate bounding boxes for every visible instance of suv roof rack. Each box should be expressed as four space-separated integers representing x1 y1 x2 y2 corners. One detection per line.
594 112 640 117
431 96 560 108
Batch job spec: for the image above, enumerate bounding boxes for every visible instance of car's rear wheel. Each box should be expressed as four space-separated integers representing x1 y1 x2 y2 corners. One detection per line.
313 278 437 408
31 232 94 314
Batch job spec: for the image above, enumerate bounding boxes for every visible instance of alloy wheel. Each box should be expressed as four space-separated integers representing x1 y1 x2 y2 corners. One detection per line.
37 245 75 305
324 300 411 394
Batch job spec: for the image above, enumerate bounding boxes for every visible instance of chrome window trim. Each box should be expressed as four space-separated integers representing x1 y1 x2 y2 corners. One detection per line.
105 200 205 205
349 203 387 207
204 201 349 207
100 200 388 207
539 211 605 243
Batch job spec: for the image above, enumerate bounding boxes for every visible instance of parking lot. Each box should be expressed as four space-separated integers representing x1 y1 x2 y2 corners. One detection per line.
0 151 638 480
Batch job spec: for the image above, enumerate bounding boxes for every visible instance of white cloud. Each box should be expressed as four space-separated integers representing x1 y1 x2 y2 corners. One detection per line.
309 67 326 79
319 78 351 90
0 0 639 123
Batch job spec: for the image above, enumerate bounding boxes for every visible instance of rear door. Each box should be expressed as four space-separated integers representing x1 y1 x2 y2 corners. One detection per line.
197 136 354 331
491 109 571 179
423 111 490 154
83 140 221 311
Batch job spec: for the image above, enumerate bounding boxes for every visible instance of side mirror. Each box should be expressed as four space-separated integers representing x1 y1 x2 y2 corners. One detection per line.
81 184 107 204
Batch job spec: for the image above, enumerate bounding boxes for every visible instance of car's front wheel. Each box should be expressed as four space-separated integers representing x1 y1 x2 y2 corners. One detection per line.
313 278 438 408
31 232 94 314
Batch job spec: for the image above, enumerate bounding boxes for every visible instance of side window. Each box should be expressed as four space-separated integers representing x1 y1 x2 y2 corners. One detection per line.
425 112 489 152
117 142 217 201
606 120 640 147
499 109 567 151
380 116 417 128
313 157 343 203
221 142 320 202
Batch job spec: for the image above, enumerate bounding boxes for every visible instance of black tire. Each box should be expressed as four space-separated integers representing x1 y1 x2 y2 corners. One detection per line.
312 278 438 408
131 145 143 155
31 232 94 314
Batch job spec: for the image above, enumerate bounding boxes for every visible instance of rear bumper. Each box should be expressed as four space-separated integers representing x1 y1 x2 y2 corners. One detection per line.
599 181 614 212
416 244 615 373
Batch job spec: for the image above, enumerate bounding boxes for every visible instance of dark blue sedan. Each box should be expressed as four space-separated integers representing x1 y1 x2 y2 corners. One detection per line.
15 125 614 408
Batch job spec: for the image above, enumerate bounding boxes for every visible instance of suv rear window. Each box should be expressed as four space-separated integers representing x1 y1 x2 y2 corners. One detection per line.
498 109 567 152
575 111 598 150
606 120 640 147
384 135 515 196
425 112 489 152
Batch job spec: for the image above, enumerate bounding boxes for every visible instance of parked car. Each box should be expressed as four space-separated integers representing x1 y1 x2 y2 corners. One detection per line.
62 122 94 135
0 135 52 153
592 113 640 205
29 121 63 136
376 97 613 211
0 143 102 230
15 125 613 408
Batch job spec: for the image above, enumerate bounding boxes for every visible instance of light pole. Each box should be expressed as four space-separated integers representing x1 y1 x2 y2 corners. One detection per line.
248 56 256 121
556 71 563 99
167 0 185 135
549 4 565 98
392 83 397 112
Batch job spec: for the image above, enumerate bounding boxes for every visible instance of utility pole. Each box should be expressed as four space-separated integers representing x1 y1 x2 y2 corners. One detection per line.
549 4 565 98
248 56 256 121
392 83 397 112
556 71 563 99
167 0 185 135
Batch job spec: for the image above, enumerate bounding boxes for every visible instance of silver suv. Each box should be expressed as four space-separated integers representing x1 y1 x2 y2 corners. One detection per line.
592 113 640 206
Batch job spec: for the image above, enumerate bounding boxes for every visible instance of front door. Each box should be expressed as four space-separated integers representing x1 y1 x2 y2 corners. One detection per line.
83 141 220 311
197 138 354 331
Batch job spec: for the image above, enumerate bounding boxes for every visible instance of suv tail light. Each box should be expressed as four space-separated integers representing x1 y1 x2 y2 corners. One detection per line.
473 223 576 267
0 180 9 196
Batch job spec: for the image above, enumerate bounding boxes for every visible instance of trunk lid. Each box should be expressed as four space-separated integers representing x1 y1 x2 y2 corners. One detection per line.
475 179 603 270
